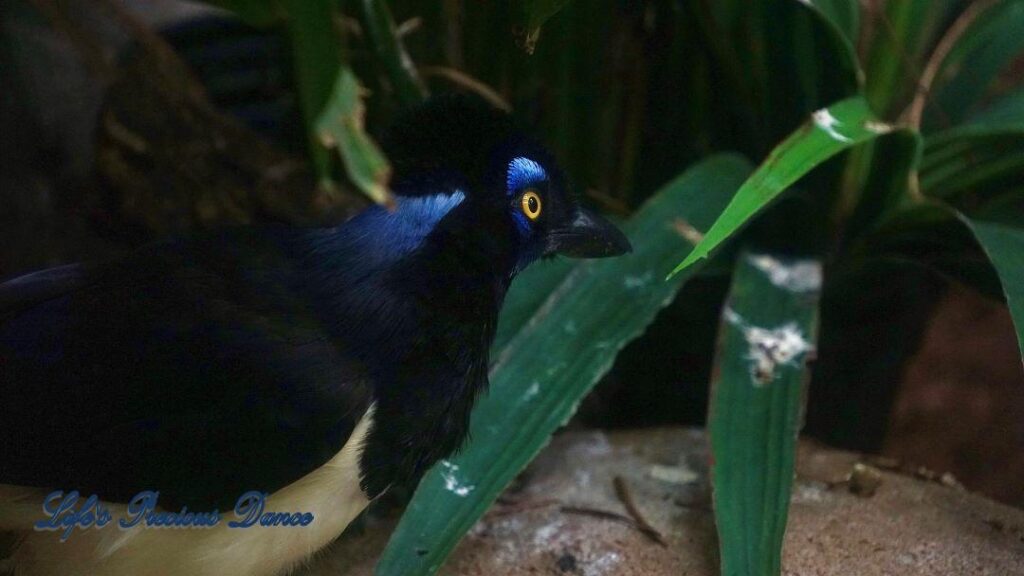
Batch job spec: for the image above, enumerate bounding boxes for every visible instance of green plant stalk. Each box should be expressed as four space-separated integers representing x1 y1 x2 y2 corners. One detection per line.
710 251 821 576
840 130 922 246
833 140 878 228
284 0 343 185
360 0 427 107
862 0 958 119
375 154 754 576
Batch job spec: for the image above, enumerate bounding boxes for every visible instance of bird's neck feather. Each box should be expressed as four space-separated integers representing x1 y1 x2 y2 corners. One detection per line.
298 195 518 494
305 193 517 345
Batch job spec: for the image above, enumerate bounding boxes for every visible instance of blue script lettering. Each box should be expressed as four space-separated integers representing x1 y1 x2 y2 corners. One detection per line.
228 491 314 528
119 490 159 528
33 490 112 542
118 491 220 529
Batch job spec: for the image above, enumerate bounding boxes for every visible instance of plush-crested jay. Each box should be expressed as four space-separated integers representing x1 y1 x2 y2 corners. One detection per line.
0 95 630 576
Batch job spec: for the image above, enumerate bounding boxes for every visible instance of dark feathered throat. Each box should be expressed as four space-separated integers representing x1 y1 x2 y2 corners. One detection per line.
315 199 519 498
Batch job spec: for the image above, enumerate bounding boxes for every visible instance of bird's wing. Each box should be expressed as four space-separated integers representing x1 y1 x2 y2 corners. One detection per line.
0 230 373 511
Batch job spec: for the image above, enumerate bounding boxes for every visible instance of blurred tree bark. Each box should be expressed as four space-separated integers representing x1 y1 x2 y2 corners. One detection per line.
2 0 366 274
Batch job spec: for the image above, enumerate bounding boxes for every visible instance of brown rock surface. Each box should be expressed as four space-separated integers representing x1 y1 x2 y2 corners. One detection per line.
884 284 1024 507
306 428 1024 576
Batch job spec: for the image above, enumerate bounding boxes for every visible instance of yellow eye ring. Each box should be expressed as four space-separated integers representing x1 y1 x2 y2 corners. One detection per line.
521 190 542 220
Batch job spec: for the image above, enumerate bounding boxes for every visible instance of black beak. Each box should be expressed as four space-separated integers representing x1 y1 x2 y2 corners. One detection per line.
547 207 632 258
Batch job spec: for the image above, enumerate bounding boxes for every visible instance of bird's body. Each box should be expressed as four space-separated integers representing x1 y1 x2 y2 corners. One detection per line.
0 96 629 576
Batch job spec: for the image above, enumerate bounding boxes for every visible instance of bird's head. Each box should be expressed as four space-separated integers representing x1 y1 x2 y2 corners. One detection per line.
382 95 631 276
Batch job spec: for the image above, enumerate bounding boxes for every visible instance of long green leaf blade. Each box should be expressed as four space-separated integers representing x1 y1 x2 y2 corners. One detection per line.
284 0 343 184
669 97 891 277
802 0 860 53
710 251 821 576
927 0 1024 131
919 90 1024 202
961 218 1024 362
375 154 754 576
491 259 574 351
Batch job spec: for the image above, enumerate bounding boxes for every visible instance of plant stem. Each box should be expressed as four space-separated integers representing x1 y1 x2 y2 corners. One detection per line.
359 0 427 108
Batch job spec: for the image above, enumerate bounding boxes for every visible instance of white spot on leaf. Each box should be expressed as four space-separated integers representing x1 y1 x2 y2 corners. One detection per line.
725 307 814 386
624 271 654 289
522 381 541 401
812 108 853 143
440 460 475 497
747 254 822 293
545 361 568 376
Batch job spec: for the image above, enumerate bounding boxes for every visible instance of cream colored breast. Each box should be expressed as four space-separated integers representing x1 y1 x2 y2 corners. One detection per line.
1 405 375 576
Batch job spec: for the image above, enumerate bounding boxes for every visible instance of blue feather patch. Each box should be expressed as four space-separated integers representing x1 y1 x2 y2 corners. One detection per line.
336 191 467 263
506 157 547 196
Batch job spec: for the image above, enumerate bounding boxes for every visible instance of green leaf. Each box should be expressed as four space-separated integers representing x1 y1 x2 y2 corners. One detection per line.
840 129 922 240
374 154 754 576
358 0 427 107
855 202 1005 300
284 0 344 183
741 0 863 146
491 259 574 351
669 97 891 278
919 137 1024 202
926 0 1024 131
966 88 1024 131
201 0 282 27
863 0 959 118
920 90 1024 204
803 0 860 50
926 88 1024 144
961 218 1024 361
314 69 392 205
710 251 821 576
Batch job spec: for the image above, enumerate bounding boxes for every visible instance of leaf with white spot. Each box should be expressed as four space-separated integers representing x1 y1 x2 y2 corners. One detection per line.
710 250 821 576
669 97 891 278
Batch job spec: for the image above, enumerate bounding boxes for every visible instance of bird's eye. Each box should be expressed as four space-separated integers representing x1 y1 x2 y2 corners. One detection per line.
520 190 542 221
